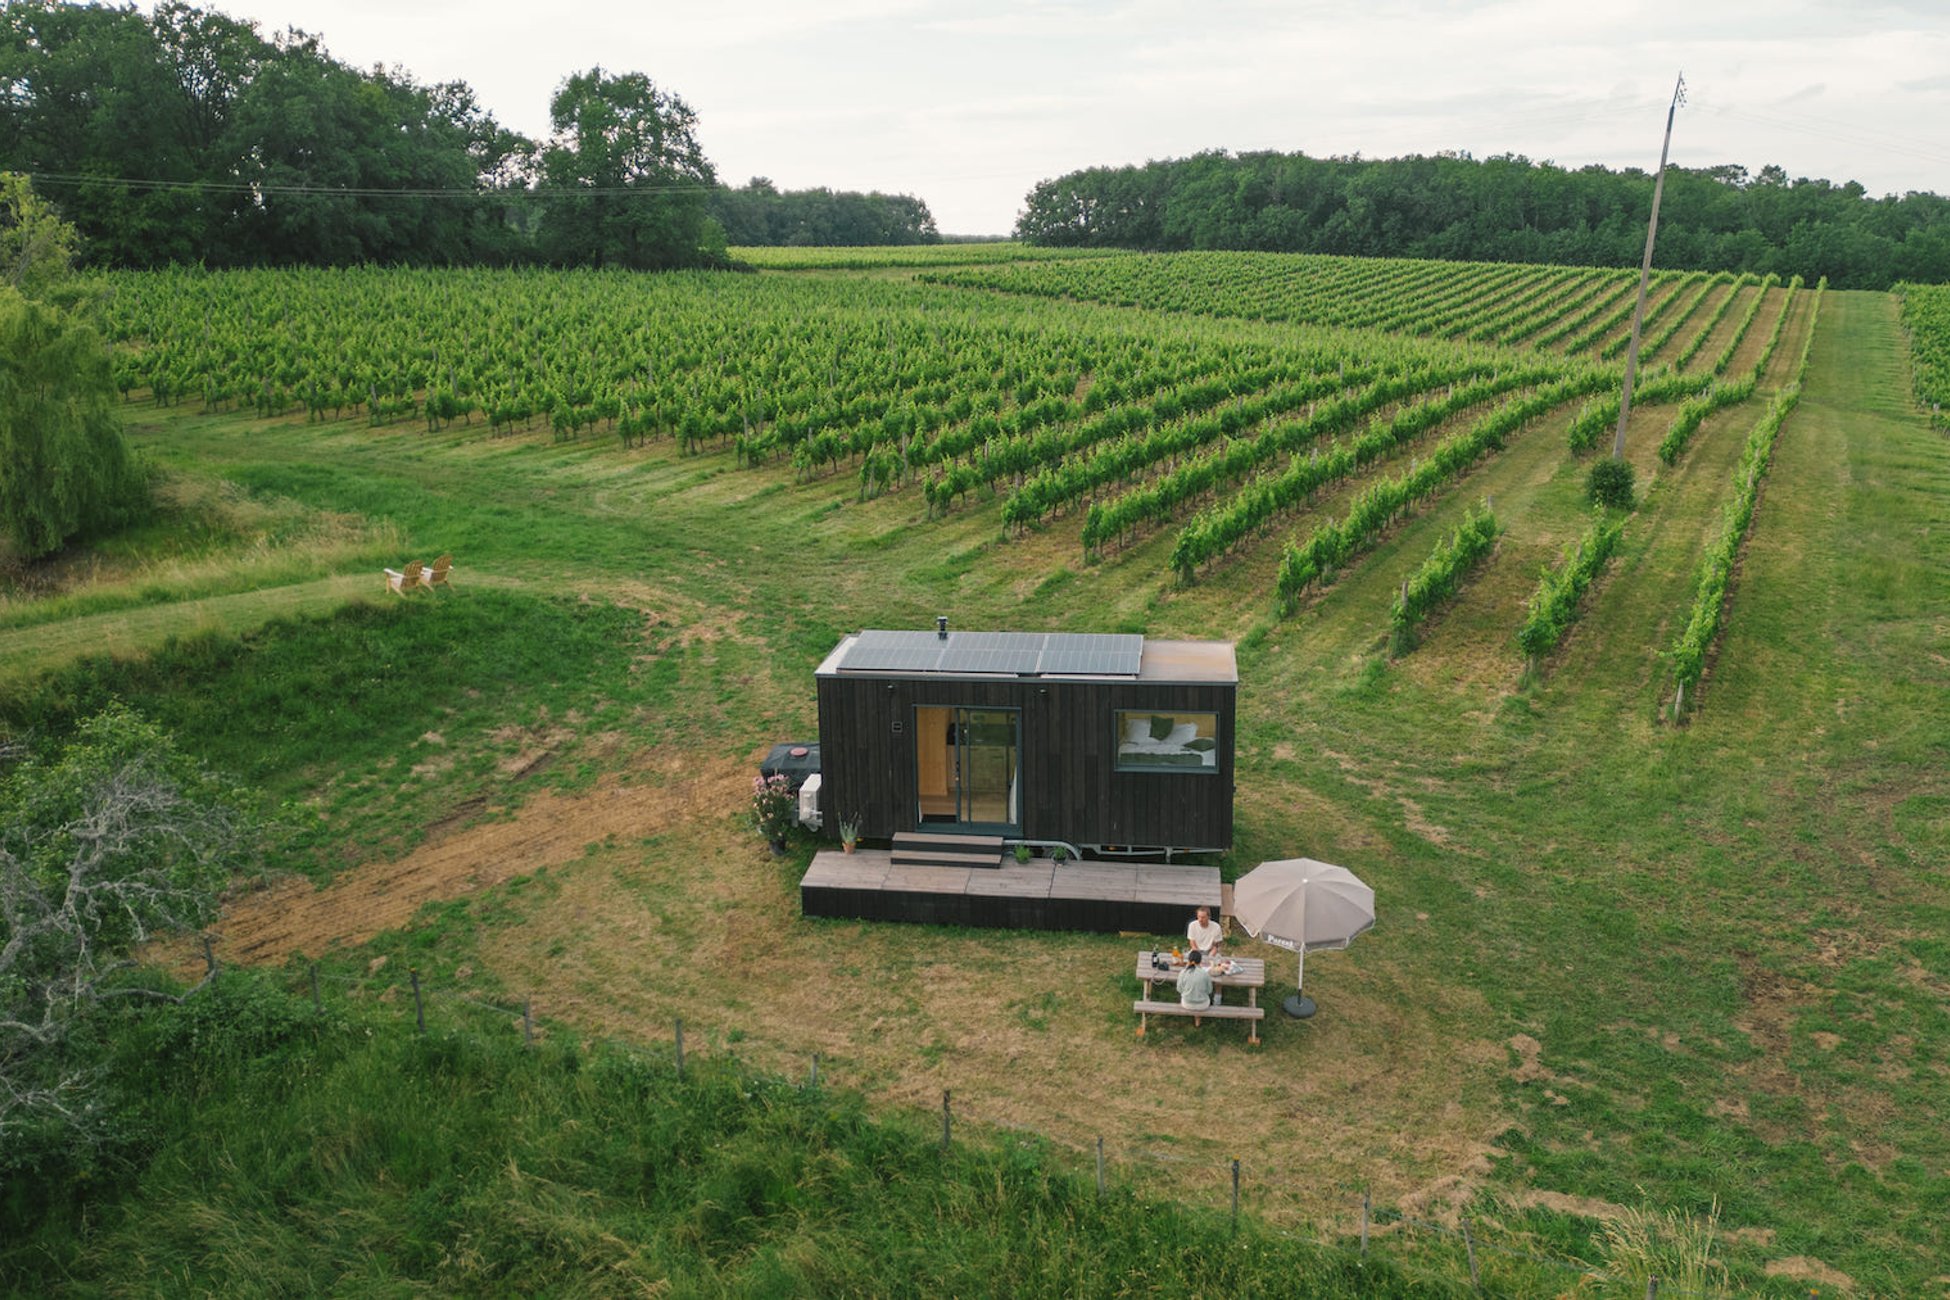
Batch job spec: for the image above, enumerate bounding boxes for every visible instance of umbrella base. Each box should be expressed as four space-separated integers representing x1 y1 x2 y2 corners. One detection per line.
1283 994 1317 1019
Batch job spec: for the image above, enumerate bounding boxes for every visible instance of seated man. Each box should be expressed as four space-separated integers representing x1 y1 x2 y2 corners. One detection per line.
1187 905 1223 958
1176 949 1214 1016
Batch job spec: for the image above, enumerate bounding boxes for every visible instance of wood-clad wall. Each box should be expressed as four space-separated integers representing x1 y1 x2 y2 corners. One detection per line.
817 674 1234 850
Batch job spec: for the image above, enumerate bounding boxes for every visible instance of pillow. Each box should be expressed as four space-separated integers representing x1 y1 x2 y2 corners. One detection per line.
1149 713 1176 742
1124 716 1153 746
1166 722 1200 747
1185 737 1216 753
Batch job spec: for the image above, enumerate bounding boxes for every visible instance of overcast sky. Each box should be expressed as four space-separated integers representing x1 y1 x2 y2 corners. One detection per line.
140 0 1950 234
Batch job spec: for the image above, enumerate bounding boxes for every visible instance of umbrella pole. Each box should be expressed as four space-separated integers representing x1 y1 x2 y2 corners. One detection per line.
1284 946 1317 1019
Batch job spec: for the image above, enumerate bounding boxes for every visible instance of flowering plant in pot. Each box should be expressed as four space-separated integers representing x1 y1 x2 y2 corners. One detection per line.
750 773 796 852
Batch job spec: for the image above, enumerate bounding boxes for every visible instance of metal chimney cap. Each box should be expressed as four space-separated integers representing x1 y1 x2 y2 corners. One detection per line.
935 615 949 639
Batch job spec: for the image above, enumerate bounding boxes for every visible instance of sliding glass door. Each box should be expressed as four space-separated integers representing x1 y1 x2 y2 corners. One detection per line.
915 706 1020 831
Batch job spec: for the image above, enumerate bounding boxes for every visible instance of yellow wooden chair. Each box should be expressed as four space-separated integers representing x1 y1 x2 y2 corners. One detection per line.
383 560 424 595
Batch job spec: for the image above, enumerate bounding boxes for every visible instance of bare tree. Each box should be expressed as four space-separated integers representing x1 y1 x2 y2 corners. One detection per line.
0 706 254 1148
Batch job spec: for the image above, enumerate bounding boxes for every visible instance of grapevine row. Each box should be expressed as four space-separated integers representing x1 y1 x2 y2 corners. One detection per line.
1656 276 1802 465
1275 373 1612 610
1389 504 1501 655
1514 511 1627 661
1669 274 1760 371
1161 363 1562 574
1895 281 1950 426
1668 279 1824 708
928 252 1642 354
1628 272 1729 363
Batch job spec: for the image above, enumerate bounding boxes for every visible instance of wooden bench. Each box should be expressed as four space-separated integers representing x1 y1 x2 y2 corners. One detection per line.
1134 998 1264 1045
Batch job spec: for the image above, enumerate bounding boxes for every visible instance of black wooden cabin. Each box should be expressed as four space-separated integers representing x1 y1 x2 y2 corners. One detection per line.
814 625 1236 855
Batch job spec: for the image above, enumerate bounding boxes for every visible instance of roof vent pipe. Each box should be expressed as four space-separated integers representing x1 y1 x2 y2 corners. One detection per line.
936 615 949 640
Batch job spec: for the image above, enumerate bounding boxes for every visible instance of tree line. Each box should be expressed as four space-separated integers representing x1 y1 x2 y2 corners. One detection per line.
0 1 936 269
710 178 937 247
1015 149 1950 290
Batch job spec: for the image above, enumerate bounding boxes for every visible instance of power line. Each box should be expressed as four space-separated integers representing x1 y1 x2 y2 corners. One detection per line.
1686 98 1950 171
23 170 713 200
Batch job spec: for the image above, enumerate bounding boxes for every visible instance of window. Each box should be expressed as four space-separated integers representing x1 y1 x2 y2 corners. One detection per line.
1115 710 1219 772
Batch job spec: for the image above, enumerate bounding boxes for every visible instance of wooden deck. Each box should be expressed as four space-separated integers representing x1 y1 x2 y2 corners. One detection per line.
800 848 1220 932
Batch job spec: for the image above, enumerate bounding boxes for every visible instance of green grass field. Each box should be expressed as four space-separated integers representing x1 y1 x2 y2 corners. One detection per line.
2 253 1944 1294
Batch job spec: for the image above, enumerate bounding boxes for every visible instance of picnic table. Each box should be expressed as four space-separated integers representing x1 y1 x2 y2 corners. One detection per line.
1133 950 1266 1044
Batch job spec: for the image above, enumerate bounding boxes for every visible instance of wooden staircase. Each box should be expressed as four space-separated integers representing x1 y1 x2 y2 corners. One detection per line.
890 831 1005 869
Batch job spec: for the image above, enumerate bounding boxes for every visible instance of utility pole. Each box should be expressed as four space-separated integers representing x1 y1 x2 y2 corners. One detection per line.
1611 72 1687 459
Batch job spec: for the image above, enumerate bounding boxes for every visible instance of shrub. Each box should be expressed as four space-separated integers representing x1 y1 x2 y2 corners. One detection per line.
1586 457 1636 511
749 774 796 844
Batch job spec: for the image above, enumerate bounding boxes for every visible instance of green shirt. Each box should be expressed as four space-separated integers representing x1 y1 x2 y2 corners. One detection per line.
1176 964 1214 1009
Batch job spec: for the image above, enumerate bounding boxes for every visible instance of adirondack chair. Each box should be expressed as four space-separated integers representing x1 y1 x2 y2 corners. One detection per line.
384 560 424 595
421 554 453 589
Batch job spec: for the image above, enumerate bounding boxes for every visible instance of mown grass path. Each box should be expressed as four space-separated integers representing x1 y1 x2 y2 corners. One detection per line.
0 575 374 681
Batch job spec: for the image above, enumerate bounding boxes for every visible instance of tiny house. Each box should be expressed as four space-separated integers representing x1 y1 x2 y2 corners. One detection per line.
814 623 1236 855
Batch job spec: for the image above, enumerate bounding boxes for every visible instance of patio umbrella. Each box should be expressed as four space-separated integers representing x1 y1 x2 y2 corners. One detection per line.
1231 858 1375 1018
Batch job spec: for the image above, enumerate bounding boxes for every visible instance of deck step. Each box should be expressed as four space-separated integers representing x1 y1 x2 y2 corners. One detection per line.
897 832 1005 852
891 831 1004 868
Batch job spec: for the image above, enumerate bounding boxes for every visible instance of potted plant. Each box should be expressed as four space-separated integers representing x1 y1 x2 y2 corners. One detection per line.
1013 842 1034 865
839 813 862 853
750 773 796 855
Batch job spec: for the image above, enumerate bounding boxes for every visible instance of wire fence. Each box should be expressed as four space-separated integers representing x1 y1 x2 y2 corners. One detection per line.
186 938 1755 1300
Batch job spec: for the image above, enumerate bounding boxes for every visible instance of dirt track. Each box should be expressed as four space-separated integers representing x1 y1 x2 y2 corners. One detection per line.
205 753 750 966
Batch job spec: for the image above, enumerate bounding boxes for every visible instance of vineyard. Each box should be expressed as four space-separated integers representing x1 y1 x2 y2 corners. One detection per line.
101 249 1812 682
1897 279 1950 425
921 251 1777 363
21 248 1950 1296
728 243 1124 270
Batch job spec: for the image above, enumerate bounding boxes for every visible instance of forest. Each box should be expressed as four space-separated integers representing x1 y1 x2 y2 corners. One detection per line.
1015 149 1950 289
0 0 936 268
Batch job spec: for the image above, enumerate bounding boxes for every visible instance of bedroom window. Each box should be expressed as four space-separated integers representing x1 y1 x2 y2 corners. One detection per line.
1115 710 1219 773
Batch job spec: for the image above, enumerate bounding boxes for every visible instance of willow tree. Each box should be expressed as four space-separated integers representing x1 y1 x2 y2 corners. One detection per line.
0 174 144 559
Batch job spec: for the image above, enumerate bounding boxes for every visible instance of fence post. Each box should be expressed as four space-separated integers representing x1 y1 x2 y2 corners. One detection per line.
1361 1190 1370 1257
1230 1159 1240 1231
1095 1137 1105 1196
1646 1279 1659 1300
1462 1211 1479 1289
309 963 321 1014
522 995 534 1048
941 1090 952 1151
674 1018 685 1079
809 1053 820 1087
409 969 425 1035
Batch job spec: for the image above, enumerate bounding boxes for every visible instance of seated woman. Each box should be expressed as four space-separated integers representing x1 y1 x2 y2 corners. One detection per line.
1176 949 1214 1015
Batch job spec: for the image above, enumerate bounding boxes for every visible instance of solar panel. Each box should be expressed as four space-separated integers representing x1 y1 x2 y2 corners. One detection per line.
1039 632 1142 676
937 632 1044 674
835 629 1143 677
837 630 947 673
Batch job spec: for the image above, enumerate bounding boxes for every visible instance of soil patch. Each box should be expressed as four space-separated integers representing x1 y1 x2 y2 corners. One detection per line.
198 752 749 966
1765 1255 1855 1291
1508 1187 1630 1221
